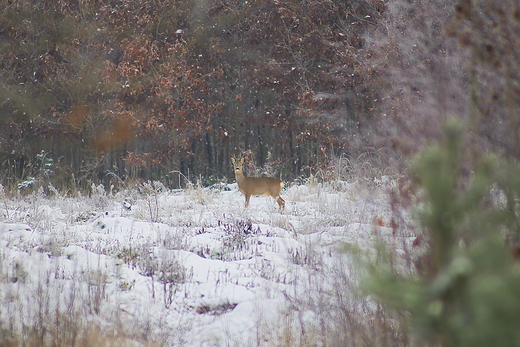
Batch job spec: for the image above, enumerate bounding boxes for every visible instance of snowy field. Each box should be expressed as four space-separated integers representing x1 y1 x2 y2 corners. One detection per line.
0 178 417 346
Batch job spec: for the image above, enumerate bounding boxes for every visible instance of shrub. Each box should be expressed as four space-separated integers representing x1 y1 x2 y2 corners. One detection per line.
365 119 520 347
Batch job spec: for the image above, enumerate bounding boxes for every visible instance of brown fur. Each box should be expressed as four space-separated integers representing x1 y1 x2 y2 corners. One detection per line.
232 158 285 209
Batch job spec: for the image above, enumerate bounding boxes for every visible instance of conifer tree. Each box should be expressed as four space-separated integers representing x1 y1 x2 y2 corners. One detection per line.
365 119 520 347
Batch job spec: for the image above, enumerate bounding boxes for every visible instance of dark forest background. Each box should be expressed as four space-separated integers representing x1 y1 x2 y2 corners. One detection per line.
1 0 519 191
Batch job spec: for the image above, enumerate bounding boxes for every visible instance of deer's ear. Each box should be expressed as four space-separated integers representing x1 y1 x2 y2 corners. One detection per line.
231 158 236 164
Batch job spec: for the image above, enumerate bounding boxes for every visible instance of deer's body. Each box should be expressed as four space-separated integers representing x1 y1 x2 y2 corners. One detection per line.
232 158 285 209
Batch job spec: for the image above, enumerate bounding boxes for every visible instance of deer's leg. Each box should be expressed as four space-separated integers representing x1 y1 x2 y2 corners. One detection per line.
277 196 285 209
245 194 251 208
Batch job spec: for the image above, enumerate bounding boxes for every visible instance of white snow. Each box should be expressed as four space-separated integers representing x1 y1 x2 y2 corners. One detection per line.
0 179 418 345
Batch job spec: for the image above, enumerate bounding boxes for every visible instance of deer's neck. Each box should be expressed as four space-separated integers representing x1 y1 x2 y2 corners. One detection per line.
235 171 246 183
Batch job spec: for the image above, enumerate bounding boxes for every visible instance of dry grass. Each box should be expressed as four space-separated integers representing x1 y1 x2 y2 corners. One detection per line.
0 173 416 346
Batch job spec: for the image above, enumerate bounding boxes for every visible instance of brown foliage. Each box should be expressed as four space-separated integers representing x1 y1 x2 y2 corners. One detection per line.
1 0 383 186
93 118 136 152
447 0 520 158
361 0 520 169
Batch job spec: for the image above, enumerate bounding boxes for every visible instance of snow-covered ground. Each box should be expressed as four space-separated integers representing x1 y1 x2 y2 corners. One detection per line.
0 179 417 346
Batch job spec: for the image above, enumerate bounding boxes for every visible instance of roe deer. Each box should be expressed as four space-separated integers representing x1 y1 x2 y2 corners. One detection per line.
232 157 285 209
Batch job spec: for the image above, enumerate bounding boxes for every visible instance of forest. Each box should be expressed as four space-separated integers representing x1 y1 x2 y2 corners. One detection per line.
1 0 519 191
2 1 520 346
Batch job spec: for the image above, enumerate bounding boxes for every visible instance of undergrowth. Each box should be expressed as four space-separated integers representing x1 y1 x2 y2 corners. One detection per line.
0 171 409 346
